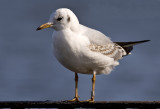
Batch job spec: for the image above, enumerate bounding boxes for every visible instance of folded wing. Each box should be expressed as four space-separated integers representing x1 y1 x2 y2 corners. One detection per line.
89 43 127 61
89 40 150 61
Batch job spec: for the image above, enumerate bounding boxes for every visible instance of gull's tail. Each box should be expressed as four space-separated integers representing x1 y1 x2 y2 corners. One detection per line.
114 40 150 55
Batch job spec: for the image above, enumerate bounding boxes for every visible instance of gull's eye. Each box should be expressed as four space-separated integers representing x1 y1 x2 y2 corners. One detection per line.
57 17 63 21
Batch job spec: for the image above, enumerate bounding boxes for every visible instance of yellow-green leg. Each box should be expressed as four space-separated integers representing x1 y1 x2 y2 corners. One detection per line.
68 72 79 102
91 72 96 102
81 72 96 102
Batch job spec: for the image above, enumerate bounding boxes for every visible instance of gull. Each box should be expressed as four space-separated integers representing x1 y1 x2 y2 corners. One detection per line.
37 8 150 102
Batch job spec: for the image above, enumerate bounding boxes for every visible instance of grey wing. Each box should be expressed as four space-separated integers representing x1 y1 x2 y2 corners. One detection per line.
80 24 126 60
80 24 112 45
89 43 127 61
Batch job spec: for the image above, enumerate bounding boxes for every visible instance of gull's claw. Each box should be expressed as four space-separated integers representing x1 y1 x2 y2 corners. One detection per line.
81 98 94 102
67 97 80 102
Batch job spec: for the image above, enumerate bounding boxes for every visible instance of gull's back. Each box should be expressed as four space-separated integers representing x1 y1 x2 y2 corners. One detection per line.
79 24 112 45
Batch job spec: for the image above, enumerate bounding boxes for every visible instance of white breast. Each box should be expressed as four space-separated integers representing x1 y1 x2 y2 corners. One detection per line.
53 29 91 73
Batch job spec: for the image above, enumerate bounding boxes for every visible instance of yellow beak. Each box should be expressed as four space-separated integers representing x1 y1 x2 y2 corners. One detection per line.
36 23 53 31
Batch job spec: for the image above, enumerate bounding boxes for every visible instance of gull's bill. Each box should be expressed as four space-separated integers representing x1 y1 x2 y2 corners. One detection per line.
36 22 53 31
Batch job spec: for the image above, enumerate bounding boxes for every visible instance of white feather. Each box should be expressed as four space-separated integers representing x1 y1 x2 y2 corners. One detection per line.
51 8 125 75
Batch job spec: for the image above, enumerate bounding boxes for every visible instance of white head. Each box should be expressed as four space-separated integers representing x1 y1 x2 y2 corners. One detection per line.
37 8 79 31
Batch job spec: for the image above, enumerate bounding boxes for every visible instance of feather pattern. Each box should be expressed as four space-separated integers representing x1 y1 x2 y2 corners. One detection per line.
88 43 127 61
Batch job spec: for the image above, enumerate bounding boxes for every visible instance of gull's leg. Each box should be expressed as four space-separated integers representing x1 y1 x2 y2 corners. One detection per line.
90 71 96 102
74 72 79 101
91 72 96 101
68 72 79 102
81 71 96 102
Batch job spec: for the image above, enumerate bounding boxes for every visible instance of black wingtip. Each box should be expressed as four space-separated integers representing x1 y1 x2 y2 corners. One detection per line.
115 40 150 56
141 40 151 42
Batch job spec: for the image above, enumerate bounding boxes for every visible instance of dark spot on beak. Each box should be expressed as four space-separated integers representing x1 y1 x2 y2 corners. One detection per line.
36 26 41 31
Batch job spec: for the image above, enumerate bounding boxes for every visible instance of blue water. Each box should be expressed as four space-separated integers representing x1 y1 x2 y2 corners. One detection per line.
0 0 160 101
